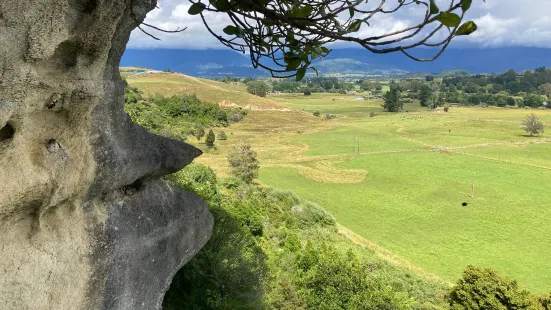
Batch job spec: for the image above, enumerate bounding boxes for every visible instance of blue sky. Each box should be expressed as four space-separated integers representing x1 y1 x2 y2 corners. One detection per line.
128 0 551 49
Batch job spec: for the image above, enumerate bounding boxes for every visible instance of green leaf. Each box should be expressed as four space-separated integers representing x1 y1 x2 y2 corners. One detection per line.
455 21 478 36
209 0 230 11
429 0 439 15
461 0 472 12
188 2 206 15
347 0 355 18
292 6 313 18
347 20 362 33
296 68 306 81
223 25 240 36
286 59 302 71
436 12 461 27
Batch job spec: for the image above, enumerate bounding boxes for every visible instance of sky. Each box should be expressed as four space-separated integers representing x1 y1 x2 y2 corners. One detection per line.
128 0 551 50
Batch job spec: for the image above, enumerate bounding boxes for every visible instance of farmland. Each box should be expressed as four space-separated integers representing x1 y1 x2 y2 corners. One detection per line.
127 73 551 293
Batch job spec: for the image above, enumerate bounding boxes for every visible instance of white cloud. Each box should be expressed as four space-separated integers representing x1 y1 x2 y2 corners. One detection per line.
128 0 551 49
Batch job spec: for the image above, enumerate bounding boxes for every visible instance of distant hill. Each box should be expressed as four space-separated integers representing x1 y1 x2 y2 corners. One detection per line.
125 73 289 111
121 47 551 77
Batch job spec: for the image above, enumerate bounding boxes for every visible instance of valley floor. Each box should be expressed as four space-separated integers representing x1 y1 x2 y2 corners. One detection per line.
128 74 551 293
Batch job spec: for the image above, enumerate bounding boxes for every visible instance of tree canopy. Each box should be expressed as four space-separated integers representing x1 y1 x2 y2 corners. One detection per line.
145 0 479 79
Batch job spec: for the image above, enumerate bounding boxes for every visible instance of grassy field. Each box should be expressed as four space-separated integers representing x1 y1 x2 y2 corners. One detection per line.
127 74 551 292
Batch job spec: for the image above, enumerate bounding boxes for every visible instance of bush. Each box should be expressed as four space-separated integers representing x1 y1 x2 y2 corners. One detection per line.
370 112 376 117
230 113 244 123
205 129 215 147
447 266 539 310
193 126 205 141
444 106 449 112
228 142 260 183
325 113 336 120
265 188 301 210
304 90 312 96
217 130 228 140
291 201 336 228
313 111 320 117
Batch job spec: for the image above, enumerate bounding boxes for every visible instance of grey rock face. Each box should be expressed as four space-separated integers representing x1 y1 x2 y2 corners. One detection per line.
0 1 213 309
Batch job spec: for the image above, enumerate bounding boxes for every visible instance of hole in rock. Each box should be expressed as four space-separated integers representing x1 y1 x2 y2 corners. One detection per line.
51 40 81 69
120 178 143 196
70 0 98 14
82 0 98 13
0 123 15 142
46 139 62 153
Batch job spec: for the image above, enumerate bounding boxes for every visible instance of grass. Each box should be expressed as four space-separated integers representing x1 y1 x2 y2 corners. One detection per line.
127 73 286 110
129 74 551 293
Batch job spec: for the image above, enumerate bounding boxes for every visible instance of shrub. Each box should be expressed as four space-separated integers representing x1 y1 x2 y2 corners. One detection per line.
228 142 260 183
444 106 449 112
205 129 215 147
447 266 539 310
167 164 218 204
217 131 228 140
291 201 336 228
266 188 300 210
325 113 336 120
230 113 244 123
304 90 312 96
370 112 376 117
313 111 320 117
193 126 205 141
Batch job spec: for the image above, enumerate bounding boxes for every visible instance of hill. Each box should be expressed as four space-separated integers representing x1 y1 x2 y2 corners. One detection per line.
121 47 551 77
126 72 289 111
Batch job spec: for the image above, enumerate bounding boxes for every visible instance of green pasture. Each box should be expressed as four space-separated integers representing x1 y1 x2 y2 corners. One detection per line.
259 94 551 292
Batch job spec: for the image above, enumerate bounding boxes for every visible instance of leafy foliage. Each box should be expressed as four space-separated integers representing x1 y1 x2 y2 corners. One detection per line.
383 87 403 112
228 143 260 183
217 130 228 140
447 266 544 310
163 164 449 309
206 129 216 147
124 84 242 141
179 0 478 79
522 114 544 136
419 84 433 107
246 80 269 97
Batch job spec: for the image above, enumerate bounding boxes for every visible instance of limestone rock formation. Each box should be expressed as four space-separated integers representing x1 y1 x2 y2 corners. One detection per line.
0 1 213 309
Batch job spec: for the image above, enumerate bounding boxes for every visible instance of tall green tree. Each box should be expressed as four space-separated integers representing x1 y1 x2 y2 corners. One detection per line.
419 84 433 107
524 94 545 108
246 80 269 97
538 83 551 99
383 88 403 112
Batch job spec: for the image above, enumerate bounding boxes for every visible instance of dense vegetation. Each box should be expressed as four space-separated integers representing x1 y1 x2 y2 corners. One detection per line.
163 164 448 310
124 83 246 141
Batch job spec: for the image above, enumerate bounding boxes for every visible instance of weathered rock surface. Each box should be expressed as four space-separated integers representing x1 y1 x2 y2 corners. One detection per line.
0 1 213 309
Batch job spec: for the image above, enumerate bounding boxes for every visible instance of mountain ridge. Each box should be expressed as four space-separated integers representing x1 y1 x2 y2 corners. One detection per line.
121 47 551 77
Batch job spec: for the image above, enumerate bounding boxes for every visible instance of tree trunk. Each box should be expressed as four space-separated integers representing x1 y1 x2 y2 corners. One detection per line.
0 1 213 309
